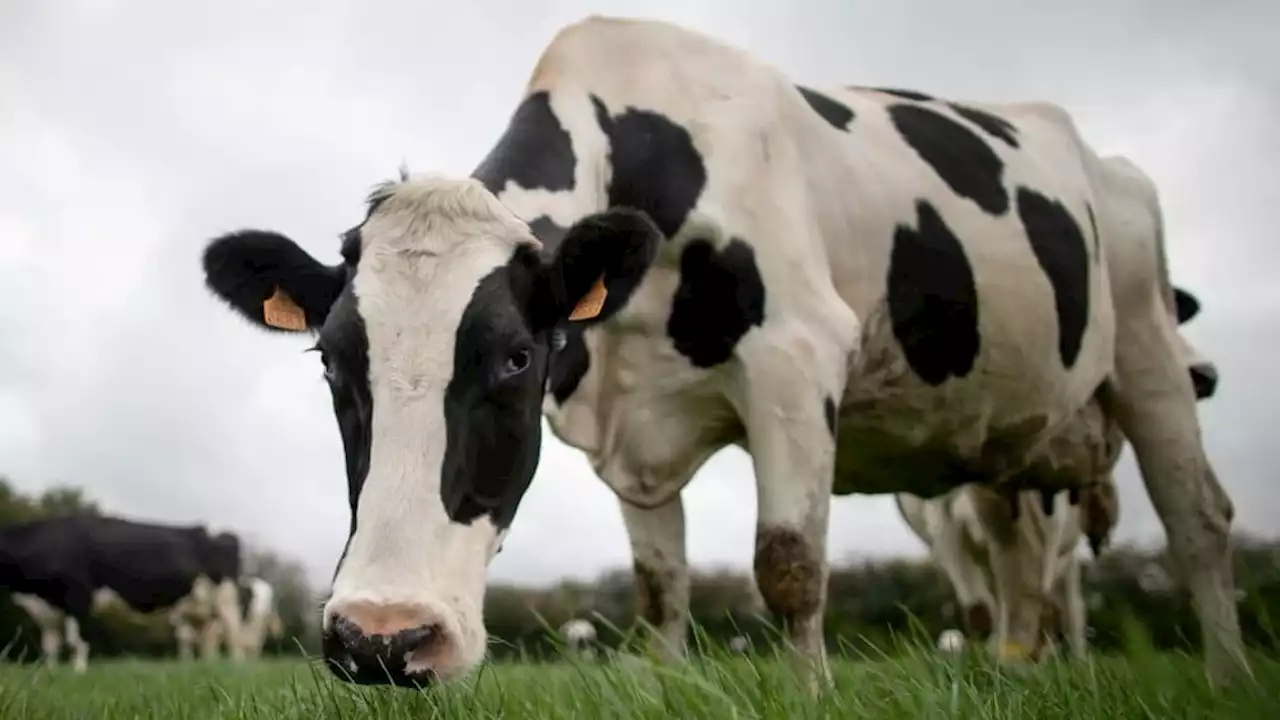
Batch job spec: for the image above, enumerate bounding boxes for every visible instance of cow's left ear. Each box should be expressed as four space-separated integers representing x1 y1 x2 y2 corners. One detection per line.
529 208 661 331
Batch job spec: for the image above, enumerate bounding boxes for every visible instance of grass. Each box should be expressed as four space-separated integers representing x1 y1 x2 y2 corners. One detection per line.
1 646 1279 720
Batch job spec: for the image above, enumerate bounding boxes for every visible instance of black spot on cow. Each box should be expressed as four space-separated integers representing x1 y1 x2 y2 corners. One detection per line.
796 85 855 131
888 104 1009 216
823 396 838 438
887 200 980 386
592 95 707 239
948 103 1020 148
871 87 936 102
667 238 766 368
1016 187 1091 369
548 326 589 404
472 91 576 196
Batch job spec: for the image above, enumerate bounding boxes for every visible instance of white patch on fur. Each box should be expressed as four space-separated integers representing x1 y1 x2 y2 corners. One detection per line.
324 175 533 682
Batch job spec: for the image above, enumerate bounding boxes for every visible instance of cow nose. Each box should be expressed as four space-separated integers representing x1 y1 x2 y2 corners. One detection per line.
322 601 448 686
1190 364 1218 400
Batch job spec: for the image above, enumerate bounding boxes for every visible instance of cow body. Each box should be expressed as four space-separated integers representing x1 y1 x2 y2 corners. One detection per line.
0 514 245 670
199 15 1245 688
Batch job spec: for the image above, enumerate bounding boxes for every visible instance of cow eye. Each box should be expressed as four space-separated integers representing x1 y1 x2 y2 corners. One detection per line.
501 348 531 378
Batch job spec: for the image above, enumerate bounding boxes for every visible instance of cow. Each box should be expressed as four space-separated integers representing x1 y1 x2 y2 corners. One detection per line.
897 283 1219 661
189 576 283 660
0 513 245 671
196 15 1246 688
234 577 285 659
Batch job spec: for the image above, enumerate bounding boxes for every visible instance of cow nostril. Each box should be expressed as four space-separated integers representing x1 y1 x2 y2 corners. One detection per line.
390 623 438 657
331 613 364 648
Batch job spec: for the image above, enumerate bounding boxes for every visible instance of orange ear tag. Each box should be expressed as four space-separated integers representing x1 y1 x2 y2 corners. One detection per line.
263 286 307 330
568 276 608 321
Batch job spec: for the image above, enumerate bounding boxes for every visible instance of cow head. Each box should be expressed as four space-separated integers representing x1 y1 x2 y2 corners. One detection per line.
201 174 659 686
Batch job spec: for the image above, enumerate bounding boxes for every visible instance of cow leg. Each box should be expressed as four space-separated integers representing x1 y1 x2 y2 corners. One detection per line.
618 495 690 664
39 625 62 668
1055 552 1087 659
1104 313 1248 685
64 616 89 674
199 619 223 661
12 594 65 668
739 339 846 693
927 507 996 640
173 620 197 661
213 579 246 661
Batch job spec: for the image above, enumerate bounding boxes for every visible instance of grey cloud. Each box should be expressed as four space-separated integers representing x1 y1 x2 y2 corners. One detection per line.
1 0 1276 589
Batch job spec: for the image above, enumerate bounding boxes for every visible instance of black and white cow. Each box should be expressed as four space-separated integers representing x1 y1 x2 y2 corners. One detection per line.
0 513 245 670
233 577 284 659
197 16 1246 688
897 281 1219 662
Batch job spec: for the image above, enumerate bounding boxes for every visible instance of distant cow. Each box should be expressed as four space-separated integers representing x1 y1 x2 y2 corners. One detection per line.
233 577 284 659
0 513 245 671
196 15 1245 687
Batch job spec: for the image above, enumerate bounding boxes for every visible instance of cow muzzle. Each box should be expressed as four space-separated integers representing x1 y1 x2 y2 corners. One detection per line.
321 598 469 687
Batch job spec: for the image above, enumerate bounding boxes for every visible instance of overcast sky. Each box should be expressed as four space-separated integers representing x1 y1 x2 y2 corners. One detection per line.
1 0 1276 590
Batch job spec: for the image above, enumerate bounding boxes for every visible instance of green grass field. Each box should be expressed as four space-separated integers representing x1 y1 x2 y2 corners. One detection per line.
2 648 1279 720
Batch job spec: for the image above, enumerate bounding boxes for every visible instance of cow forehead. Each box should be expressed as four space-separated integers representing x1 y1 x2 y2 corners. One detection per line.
358 175 535 260
346 176 538 357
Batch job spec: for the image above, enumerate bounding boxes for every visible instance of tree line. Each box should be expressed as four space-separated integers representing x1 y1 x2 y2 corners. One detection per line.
2 476 1278 664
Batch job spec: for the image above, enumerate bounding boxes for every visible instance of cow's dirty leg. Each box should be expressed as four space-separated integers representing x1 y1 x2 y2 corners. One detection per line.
39 627 61 668
214 578 246 661
740 340 845 697
1106 316 1249 686
619 495 690 665
64 616 89 674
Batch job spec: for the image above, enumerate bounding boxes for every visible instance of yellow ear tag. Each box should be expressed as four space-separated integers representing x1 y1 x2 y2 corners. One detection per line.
263 286 307 330
568 276 608 321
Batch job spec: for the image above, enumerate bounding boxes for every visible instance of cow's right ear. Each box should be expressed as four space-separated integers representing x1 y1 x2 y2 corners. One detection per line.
201 230 347 333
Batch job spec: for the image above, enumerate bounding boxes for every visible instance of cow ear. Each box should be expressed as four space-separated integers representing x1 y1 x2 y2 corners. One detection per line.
202 230 346 332
529 208 661 331
1173 286 1201 325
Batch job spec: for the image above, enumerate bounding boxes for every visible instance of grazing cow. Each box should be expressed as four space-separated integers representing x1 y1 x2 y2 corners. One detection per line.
897 283 1219 660
237 577 285 659
196 576 283 660
197 15 1245 688
0 513 245 671
559 618 597 660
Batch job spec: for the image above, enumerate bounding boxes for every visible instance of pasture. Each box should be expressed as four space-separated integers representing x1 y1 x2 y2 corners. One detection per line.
2 648 1279 720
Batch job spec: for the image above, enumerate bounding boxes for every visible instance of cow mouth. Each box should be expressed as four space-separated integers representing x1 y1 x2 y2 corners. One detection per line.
320 628 438 689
